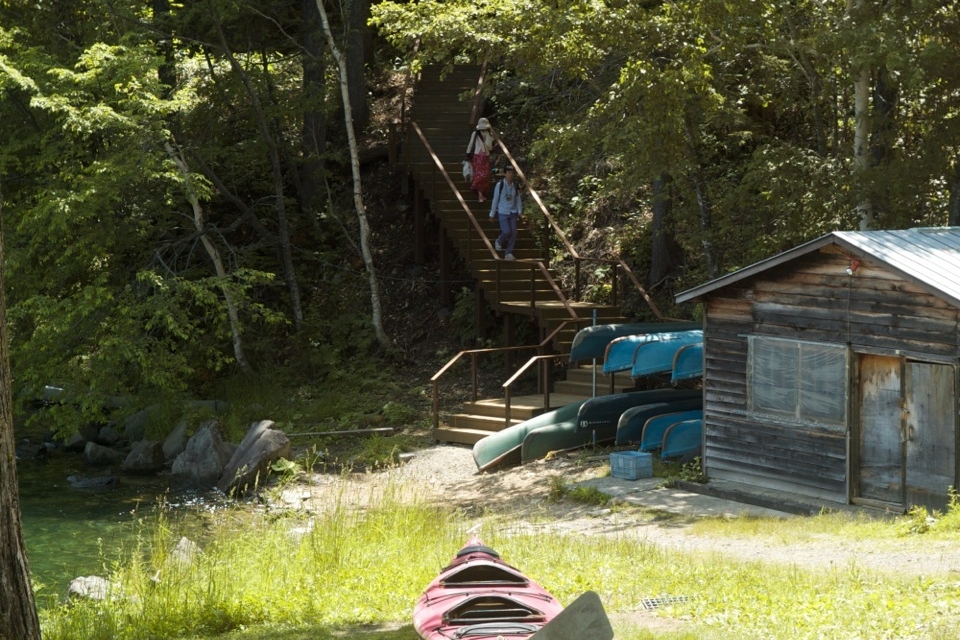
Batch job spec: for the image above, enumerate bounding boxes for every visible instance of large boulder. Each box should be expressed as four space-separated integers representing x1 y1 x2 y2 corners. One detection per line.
66 575 114 601
122 440 166 474
171 421 236 488
217 420 291 496
84 441 126 466
162 419 190 461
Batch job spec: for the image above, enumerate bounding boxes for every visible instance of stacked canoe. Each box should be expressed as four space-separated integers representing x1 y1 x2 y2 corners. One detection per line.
472 323 707 470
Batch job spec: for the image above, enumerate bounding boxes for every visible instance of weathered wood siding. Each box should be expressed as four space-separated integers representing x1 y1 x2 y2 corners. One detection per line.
702 247 960 503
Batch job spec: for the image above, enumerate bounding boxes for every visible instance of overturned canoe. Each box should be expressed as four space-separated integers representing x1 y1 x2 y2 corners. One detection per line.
413 538 564 640
520 418 586 463
661 419 704 461
638 409 704 451
614 400 703 446
577 388 702 443
630 336 705 378
472 400 588 471
568 321 699 364
670 342 704 383
602 330 703 374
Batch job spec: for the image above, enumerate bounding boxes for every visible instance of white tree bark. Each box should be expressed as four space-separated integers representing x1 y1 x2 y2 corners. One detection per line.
165 141 250 371
849 0 873 230
316 0 390 349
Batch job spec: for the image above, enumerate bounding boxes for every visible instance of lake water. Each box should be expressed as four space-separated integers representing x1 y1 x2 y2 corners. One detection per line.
17 451 218 601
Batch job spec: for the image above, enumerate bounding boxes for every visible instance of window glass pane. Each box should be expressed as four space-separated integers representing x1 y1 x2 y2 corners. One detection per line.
748 336 848 429
798 343 847 426
749 337 798 418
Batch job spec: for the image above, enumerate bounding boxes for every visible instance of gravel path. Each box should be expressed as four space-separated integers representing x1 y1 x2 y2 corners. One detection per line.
277 443 960 578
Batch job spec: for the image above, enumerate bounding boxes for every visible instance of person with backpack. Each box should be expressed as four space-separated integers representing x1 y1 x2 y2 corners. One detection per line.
465 118 495 202
489 165 522 260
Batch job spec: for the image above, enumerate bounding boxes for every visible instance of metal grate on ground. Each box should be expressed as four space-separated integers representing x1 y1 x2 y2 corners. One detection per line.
639 595 692 610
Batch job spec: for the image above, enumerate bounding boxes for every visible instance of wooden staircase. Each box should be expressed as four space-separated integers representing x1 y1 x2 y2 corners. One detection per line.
404 65 652 446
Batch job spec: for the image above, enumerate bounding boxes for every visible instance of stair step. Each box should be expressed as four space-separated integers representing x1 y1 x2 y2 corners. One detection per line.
450 413 524 432
433 426 497 446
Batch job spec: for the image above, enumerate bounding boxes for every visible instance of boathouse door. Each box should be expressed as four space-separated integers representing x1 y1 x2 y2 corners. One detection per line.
855 355 957 510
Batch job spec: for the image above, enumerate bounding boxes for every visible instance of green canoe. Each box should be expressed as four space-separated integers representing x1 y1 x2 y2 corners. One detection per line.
472 399 588 471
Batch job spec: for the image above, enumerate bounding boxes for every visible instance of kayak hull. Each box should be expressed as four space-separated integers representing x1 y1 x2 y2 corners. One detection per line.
414 539 563 640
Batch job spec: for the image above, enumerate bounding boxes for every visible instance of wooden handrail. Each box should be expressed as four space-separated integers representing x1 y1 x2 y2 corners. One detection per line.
501 353 566 427
491 130 669 320
407 121 580 320
430 318 592 431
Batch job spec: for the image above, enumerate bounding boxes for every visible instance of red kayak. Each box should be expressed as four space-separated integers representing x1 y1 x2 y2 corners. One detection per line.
413 538 564 640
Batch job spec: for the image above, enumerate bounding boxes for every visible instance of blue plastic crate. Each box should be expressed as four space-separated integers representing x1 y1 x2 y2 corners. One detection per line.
610 451 653 480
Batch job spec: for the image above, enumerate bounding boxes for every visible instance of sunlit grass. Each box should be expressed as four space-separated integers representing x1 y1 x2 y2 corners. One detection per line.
38 479 960 640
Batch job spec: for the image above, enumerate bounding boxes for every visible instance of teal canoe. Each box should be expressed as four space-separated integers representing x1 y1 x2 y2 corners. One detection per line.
670 343 704 383
472 400 588 471
638 409 704 451
568 322 699 364
602 330 703 374
660 419 703 461
615 400 703 446
576 388 702 443
630 334 705 378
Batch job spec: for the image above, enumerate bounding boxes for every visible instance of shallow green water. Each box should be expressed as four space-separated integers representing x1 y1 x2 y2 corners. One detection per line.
17 451 212 601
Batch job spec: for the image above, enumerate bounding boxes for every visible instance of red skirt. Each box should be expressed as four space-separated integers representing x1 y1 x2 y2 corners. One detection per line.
471 153 491 197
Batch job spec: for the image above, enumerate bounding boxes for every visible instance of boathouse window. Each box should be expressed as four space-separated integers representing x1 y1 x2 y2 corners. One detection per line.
747 336 848 429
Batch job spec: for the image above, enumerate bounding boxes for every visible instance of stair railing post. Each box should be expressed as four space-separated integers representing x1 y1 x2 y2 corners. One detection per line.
574 259 582 301
529 264 536 313
433 379 440 431
504 389 512 428
471 353 479 402
541 357 549 411
612 264 620 306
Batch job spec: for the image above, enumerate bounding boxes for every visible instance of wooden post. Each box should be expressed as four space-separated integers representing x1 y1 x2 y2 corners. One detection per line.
440 228 452 307
475 287 486 341
414 187 425 264
505 314 515 374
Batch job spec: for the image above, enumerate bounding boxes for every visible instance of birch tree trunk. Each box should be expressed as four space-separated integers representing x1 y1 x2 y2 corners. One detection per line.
0 184 42 640
849 0 873 230
165 142 250 371
316 0 390 349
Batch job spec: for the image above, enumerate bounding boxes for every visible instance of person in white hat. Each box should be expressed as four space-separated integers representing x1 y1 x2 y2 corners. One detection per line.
465 118 495 202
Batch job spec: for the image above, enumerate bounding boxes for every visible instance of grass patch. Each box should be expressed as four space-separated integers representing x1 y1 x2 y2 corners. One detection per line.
36 476 960 640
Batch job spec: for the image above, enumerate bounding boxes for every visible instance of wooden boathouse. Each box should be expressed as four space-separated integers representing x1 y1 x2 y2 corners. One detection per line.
676 228 960 512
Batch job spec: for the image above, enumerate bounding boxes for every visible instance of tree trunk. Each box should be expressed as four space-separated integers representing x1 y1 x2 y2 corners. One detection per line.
949 162 960 227
647 174 676 288
683 116 719 279
346 0 371 133
848 0 873 230
0 186 42 639
316 0 390 349
300 0 327 220
212 15 304 331
165 141 250 371
869 64 898 220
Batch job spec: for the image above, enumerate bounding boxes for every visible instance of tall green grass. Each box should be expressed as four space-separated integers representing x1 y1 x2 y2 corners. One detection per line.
39 481 960 640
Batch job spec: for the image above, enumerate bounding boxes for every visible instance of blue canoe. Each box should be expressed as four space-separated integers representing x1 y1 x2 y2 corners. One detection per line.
639 409 704 451
576 388 702 443
615 400 703 446
670 343 704 383
472 400 588 471
661 419 703 461
602 330 703 374
568 322 699 364
630 334 705 378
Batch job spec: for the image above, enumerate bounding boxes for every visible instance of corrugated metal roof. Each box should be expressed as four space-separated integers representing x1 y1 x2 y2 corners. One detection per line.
676 227 960 308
